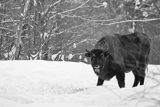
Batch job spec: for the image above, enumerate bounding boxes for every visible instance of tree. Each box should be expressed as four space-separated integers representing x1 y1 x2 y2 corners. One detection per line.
0 0 160 64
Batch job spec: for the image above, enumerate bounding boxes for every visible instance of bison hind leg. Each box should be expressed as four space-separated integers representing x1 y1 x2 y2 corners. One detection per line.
133 74 140 87
132 69 145 87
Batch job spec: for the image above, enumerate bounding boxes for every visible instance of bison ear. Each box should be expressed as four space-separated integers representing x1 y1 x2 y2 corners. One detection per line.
104 51 110 57
85 49 91 57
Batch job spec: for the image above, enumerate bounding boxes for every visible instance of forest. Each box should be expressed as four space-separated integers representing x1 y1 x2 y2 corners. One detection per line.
0 0 160 64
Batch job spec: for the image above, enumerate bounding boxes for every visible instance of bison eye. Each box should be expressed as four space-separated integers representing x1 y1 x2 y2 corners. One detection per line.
100 53 104 57
85 52 91 57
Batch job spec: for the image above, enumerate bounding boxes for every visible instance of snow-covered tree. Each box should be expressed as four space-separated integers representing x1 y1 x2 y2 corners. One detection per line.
0 0 160 64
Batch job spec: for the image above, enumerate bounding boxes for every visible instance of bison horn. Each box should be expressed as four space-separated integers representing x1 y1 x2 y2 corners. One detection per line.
85 49 90 52
85 49 91 57
104 50 111 56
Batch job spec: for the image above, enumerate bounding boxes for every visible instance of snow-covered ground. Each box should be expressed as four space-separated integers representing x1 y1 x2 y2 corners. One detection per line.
0 60 160 107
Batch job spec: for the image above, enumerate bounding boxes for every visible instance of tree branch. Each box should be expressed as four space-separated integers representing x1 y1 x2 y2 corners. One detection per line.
0 13 9 17
59 0 91 14
49 0 103 20
100 18 160 26
44 0 62 15
1 20 20 24
62 14 119 22
0 27 15 32
153 0 160 16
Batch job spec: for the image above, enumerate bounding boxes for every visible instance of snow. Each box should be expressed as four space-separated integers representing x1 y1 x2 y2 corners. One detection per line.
0 60 160 107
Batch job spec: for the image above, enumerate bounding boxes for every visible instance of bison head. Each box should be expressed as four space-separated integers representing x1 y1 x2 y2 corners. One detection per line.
85 49 111 79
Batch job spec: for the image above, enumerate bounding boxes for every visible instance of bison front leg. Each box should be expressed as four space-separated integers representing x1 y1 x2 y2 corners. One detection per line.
97 77 104 86
116 73 125 88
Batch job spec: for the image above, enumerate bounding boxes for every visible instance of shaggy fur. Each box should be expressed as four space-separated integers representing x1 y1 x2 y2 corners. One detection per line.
85 32 151 88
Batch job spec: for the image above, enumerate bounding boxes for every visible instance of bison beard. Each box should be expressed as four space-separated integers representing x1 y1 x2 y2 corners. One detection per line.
85 32 151 88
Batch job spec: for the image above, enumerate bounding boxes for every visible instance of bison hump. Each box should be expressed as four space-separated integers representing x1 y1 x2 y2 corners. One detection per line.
95 35 125 67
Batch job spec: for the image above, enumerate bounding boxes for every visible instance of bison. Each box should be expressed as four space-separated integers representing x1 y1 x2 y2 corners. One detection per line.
85 32 151 88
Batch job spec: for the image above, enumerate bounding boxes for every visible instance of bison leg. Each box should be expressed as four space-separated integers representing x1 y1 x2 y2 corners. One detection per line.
132 66 146 87
136 54 147 86
116 73 125 88
97 77 104 86
133 74 139 87
139 76 144 85
133 74 145 87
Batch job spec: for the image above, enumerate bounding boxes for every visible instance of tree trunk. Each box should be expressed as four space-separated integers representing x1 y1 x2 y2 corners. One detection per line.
15 45 22 60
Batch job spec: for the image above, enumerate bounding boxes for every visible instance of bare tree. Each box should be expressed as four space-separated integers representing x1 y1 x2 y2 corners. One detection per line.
0 0 160 63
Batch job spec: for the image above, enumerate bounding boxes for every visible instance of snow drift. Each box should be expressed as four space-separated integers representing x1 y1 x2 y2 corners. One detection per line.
0 60 160 107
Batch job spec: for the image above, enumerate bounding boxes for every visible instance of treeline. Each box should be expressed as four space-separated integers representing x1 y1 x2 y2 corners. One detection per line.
0 0 160 64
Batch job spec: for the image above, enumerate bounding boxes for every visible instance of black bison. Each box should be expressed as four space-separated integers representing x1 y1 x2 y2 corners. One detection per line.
85 32 151 88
